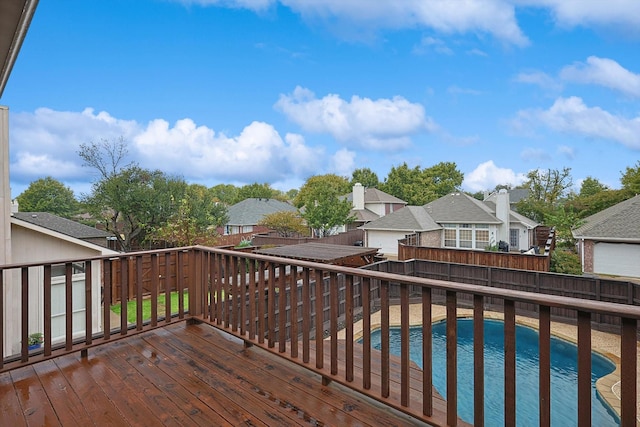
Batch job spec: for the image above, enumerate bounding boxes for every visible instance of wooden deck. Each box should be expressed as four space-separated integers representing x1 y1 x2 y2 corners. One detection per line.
0 321 432 426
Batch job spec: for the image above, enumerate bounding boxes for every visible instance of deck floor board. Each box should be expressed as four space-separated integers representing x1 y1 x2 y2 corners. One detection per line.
0 321 435 426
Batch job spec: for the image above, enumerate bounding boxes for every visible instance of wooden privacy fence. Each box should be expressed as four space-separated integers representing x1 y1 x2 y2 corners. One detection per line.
368 259 640 332
398 243 551 271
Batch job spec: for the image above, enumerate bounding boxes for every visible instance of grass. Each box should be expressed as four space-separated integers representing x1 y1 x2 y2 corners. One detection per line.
110 291 189 324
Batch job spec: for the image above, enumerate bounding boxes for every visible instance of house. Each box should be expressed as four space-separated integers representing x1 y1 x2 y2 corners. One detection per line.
340 183 407 231
3 207 119 356
572 194 640 278
223 197 298 235
360 190 539 256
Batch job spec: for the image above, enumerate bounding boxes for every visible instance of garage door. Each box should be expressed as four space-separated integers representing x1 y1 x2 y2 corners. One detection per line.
593 243 640 278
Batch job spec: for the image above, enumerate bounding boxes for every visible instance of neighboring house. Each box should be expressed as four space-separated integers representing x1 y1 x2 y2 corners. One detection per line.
4 208 119 356
572 194 640 278
223 198 298 235
360 190 539 256
339 183 407 231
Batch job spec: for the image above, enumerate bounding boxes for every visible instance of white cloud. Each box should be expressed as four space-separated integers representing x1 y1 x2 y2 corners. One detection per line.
9 107 338 193
463 160 527 192
514 71 562 91
520 147 550 161
329 148 356 177
413 37 453 55
513 96 640 149
520 0 640 30
556 145 575 159
275 86 436 150
559 56 640 98
447 85 483 96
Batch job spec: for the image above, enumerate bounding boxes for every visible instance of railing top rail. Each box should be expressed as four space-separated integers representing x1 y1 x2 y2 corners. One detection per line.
196 246 640 320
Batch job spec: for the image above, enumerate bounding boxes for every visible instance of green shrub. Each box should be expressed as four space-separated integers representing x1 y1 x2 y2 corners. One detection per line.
550 250 582 275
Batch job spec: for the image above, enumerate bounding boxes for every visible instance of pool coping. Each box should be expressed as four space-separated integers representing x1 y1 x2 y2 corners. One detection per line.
341 304 639 424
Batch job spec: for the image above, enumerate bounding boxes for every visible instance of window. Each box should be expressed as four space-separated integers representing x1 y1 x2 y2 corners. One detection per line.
443 224 491 249
444 226 456 247
459 224 472 248
475 225 490 249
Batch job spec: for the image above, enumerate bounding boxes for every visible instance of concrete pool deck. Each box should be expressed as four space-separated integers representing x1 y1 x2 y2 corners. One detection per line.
338 304 640 424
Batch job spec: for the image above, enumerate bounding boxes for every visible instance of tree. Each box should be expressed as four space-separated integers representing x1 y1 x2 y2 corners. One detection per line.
380 162 463 205
83 166 187 251
565 189 633 219
16 177 78 218
351 168 379 188
258 211 308 237
621 161 640 194
234 182 282 204
209 184 239 205
515 168 573 223
579 176 608 198
294 174 354 237
78 136 132 180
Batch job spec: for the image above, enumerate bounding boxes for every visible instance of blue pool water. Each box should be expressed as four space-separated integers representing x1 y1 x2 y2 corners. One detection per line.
368 319 619 426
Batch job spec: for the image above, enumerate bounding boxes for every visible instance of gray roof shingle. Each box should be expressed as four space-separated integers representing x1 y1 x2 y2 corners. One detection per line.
572 194 640 241
226 198 297 226
360 206 441 232
343 188 407 205
12 212 112 239
423 193 500 224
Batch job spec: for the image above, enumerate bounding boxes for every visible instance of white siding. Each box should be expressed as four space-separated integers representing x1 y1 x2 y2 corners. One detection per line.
365 230 405 256
593 243 640 278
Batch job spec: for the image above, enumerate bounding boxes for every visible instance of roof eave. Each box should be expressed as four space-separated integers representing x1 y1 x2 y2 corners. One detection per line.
0 0 39 98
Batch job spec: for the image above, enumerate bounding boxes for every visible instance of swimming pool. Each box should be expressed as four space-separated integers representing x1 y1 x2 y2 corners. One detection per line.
368 318 619 426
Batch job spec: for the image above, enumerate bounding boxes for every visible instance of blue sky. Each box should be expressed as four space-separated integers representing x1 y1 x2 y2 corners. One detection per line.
3 0 640 199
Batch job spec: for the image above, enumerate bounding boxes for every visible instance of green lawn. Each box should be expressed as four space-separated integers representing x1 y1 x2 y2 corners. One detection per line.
110 291 190 324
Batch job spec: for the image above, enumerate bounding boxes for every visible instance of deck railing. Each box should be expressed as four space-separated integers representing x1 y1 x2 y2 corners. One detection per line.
1 246 638 426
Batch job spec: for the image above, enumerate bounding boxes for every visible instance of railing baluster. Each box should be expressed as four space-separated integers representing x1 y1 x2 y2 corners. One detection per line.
150 254 158 327
422 286 432 417
239 256 246 336
84 261 92 346
135 255 143 331
504 299 516 427
473 294 484 426
290 265 298 359
620 317 638 426
381 280 390 398
20 267 28 362
231 256 239 333
446 290 457 426
302 268 310 363
120 258 128 334
103 259 112 339
400 281 410 407
248 258 256 340
44 265 52 355
257 261 265 344
539 305 551 427
345 274 353 382
164 252 172 324
215 253 223 325
362 276 371 390
278 264 286 353
268 263 276 348
314 268 324 370
177 251 185 319
330 272 338 376
577 310 591 427
65 262 73 350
